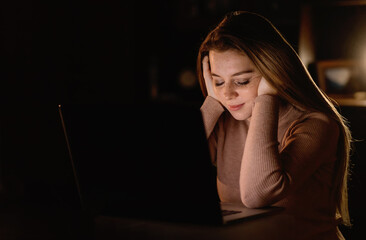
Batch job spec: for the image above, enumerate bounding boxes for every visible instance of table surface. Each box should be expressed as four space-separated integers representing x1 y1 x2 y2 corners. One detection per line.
94 210 297 240
0 198 298 240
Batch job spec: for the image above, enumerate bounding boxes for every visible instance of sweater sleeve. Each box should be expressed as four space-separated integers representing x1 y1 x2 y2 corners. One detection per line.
200 96 225 139
200 96 225 165
239 95 339 208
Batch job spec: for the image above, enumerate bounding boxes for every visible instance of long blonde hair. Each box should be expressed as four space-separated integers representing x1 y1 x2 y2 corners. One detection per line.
197 11 352 226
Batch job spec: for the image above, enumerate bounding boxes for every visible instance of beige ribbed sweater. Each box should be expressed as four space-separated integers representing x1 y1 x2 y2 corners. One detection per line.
201 95 343 240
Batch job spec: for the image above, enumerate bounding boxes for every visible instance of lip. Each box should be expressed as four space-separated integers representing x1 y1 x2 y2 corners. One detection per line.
227 103 244 111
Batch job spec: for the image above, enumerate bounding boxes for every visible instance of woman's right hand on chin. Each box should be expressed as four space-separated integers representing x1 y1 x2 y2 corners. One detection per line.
202 55 218 100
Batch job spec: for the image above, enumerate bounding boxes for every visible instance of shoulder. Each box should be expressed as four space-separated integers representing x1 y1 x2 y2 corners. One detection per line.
287 109 340 141
279 108 341 164
300 110 338 129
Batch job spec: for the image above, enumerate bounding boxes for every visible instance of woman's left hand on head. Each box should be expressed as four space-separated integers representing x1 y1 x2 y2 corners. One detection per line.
257 77 277 96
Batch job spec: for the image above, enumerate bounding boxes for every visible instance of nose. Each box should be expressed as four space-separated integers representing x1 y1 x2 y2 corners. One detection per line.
223 83 238 100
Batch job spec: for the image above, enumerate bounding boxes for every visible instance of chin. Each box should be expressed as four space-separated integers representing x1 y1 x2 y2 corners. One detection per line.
230 112 251 121
226 102 254 121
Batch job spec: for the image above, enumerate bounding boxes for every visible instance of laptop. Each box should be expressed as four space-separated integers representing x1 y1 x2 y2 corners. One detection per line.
58 101 281 225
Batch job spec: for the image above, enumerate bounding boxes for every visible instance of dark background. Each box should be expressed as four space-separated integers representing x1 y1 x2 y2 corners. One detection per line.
1 0 302 105
1 0 366 239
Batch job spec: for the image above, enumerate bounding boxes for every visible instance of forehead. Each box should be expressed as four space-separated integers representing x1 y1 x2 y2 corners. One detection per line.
209 49 254 72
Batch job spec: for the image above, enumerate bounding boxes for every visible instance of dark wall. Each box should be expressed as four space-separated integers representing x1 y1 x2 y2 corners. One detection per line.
2 1 137 104
339 106 366 239
1 0 302 104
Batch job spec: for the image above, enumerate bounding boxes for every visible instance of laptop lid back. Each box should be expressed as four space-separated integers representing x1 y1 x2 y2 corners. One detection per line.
59 101 222 225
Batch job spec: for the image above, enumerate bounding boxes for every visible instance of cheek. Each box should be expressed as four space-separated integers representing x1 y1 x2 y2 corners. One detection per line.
237 85 258 99
214 88 225 98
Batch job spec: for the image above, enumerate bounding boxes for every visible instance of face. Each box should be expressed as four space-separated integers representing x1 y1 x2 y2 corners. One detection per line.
209 49 262 120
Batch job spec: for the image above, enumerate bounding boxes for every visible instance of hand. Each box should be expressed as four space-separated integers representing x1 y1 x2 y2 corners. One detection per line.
202 56 218 99
257 77 277 96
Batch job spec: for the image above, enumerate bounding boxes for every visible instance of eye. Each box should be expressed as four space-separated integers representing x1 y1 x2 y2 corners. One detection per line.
214 79 224 87
235 79 250 86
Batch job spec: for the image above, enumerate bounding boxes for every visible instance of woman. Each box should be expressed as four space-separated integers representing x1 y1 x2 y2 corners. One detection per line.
197 11 351 239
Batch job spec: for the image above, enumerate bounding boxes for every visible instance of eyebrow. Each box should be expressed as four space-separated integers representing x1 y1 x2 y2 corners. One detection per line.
211 70 254 78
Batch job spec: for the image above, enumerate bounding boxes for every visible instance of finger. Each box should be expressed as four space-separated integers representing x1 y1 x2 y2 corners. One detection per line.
202 55 209 66
258 77 277 96
202 56 212 81
202 55 217 98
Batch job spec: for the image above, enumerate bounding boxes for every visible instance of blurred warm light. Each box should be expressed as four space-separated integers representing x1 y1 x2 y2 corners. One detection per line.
179 69 197 89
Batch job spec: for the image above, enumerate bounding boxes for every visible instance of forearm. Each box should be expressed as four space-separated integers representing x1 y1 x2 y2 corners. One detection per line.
240 95 289 207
